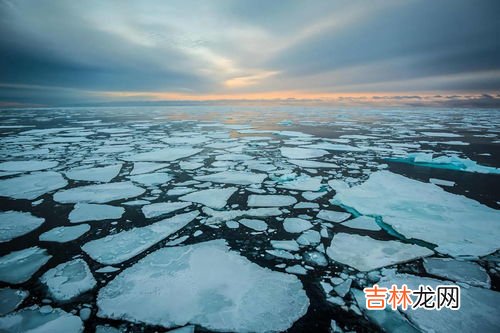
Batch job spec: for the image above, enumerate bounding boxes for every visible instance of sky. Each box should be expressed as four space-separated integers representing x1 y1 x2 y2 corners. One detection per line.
0 0 499 107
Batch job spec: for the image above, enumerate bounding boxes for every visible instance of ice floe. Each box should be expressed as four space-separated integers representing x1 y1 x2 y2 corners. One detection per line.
82 211 199 264
130 162 169 175
69 203 124 223
342 215 381 231
129 172 172 186
123 147 202 162
0 306 83 333
54 182 145 204
283 218 313 233
423 257 491 288
194 171 266 185
0 171 68 200
39 224 90 243
40 259 97 301
0 211 44 243
331 171 500 257
326 233 433 271
179 187 236 209
142 202 191 218
247 194 297 207
238 218 268 231
280 147 328 159
65 164 122 182
0 247 52 284
96 240 309 332
0 160 58 172
317 210 351 223
0 288 28 316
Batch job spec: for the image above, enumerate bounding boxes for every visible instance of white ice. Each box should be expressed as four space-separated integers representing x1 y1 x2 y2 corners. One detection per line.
279 175 323 191
423 257 491 288
280 147 328 159
0 211 44 243
39 224 90 243
130 162 169 175
123 147 202 162
40 259 97 301
0 160 58 172
247 194 297 207
82 211 199 265
65 164 122 183
179 188 236 209
96 240 309 332
326 233 433 271
238 218 268 231
317 210 351 223
203 207 281 224
142 202 191 218
0 171 68 200
0 247 52 284
69 203 124 223
283 218 313 233
54 182 145 204
0 306 83 333
194 171 266 185
342 215 381 231
331 171 500 257
129 172 172 186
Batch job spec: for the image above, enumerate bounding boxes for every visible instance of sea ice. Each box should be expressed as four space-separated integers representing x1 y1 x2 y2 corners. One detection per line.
40 259 97 301
123 147 202 162
296 230 321 246
142 202 191 218
317 210 351 223
0 247 52 284
0 288 28 315
54 182 145 204
331 171 500 257
194 171 266 185
203 207 282 224
39 224 90 243
326 233 433 271
69 203 125 223
0 160 58 172
423 257 491 288
288 159 338 168
279 175 323 191
271 240 300 251
129 172 172 186
0 211 44 243
342 215 381 231
283 218 313 233
247 194 297 207
130 162 169 175
0 171 68 200
65 164 122 182
238 218 268 231
280 147 328 159
0 306 83 333
96 240 309 332
179 188 237 209
82 211 199 264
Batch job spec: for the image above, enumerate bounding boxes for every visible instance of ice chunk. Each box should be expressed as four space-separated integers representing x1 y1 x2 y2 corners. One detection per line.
65 164 122 182
294 202 319 209
0 160 58 172
239 218 267 231
203 207 282 224
279 175 323 191
283 218 313 233
390 153 500 174
423 257 491 288
0 288 28 315
326 233 433 271
54 182 145 204
317 210 351 223
288 159 338 168
296 230 321 246
129 172 172 186
69 203 124 223
194 171 266 185
97 240 309 332
280 147 328 159
286 265 308 275
39 224 90 243
420 131 462 137
271 240 300 251
130 162 169 175
179 188 236 209
0 171 67 200
376 272 500 333
342 215 381 231
302 191 327 201
0 247 52 284
142 202 191 218
331 171 500 257
0 305 83 333
304 142 365 152
333 278 352 297
82 211 199 265
0 211 44 243
303 251 328 266
247 194 297 207
123 147 202 162
40 259 97 301
266 249 295 259
429 178 455 187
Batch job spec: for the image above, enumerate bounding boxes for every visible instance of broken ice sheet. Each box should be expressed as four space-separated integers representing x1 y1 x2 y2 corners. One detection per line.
0 211 44 243
97 240 309 332
54 182 145 204
247 194 297 207
194 170 266 185
331 171 500 257
69 203 124 223
141 202 191 218
82 211 199 264
423 257 491 288
65 164 122 182
0 171 68 200
0 247 52 284
39 224 90 243
326 233 433 271
0 160 58 172
179 187 236 209
0 288 29 316
122 147 202 162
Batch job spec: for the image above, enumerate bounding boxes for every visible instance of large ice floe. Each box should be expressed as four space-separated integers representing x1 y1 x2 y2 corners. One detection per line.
194 171 266 185
65 164 122 182
326 233 433 271
69 203 124 223
54 182 145 204
96 240 309 332
39 225 90 243
141 202 191 218
389 153 500 174
0 247 52 284
0 305 83 333
82 211 199 264
331 171 500 257
40 259 96 301
0 211 44 243
0 171 68 200
247 194 297 207
179 187 236 209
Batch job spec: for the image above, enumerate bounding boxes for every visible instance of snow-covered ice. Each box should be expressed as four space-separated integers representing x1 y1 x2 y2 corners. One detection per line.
391 153 500 174
96 240 309 332
40 259 97 301
280 147 328 159
0 211 44 243
326 233 433 271
82 211 199 264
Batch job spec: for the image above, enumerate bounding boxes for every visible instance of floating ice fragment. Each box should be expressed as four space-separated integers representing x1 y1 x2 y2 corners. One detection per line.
194 171 266 185
317 210 351 223
179 188 236 209
247 194 297 207
130 162 169 175
0 160 58 172
0 288 28 315
69 203 124 223
123 147 202 162
0 171 67 200
0 306 83 333
280 147 328 159
54 182 145 204
423 257 491 288
283 218 313 233
0 247 52 284
238 218 268 231
39 224 90 243
65 164 122 182
142 202 191 218
0 211 44 243
342 215 381 231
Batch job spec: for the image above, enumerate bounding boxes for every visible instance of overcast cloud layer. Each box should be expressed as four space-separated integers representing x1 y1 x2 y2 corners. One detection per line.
0 0 499 106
